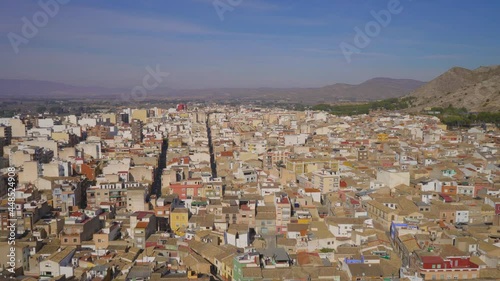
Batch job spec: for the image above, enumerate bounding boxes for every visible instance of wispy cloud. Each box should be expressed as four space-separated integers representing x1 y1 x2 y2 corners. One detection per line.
191 0 281 11
297 48 397 59
420 54 462 60
271 17 329 27
238 1 281 11
296 48 343 55
61 7 222 35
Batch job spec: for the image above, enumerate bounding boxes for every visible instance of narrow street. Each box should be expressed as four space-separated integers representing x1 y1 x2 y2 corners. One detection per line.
206 113 217 178
152 138 168 197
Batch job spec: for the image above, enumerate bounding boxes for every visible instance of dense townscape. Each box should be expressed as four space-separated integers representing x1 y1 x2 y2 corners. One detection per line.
0 104 499 281
3 0 500 280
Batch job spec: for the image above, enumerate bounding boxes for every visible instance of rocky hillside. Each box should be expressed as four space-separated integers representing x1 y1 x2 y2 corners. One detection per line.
408 65 500 112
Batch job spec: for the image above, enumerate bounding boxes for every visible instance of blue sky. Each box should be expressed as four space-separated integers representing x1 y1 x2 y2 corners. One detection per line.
1 0 499 88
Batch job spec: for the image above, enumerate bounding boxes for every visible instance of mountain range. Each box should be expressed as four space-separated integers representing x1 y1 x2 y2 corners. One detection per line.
1 65 499 112
0 77 425 103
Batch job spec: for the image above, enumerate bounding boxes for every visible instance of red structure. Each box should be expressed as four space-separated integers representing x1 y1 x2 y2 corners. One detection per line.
176 103 187 111
417 254 480 280
169 184 202 199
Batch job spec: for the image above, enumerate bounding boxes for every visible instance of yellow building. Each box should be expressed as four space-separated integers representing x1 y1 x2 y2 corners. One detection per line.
377 133 389 142
365 198 422 230
170 208 189 236
178 112 190 119
312 169 340 194
102 113 117 124
285 158 338 175
51 132 69 142
297 217 312 224
168 137 183 148
131 109 148 123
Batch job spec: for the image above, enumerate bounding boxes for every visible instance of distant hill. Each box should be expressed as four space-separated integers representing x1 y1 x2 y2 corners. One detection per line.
318 77 425 101
407 65 500 112
0 77 425 103
0 79 123 99
157 77 424 103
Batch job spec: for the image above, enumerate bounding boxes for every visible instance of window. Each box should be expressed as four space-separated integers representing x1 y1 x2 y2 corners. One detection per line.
73 238 77 242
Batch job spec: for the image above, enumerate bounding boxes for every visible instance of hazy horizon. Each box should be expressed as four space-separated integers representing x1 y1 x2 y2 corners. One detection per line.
0 76 428 91
2 0 500 89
